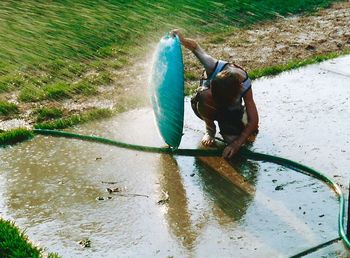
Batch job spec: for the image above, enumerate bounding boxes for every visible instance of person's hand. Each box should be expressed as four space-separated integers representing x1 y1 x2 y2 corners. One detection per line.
201 133 216 147
170 29 197 51
170 29 183 39
170 29 187 43
222 140 241 159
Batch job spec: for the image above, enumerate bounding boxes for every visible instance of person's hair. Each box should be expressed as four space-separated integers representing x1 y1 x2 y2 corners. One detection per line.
211 69 242 107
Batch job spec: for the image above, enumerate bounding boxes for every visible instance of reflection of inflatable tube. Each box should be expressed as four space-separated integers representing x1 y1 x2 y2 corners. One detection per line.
157 154 197 251
149 35 184 149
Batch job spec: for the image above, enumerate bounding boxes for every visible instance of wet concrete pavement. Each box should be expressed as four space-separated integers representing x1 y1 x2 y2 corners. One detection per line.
0 55 349 257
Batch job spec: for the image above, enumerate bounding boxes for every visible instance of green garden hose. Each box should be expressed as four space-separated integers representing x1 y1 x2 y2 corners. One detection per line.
33 128 350 251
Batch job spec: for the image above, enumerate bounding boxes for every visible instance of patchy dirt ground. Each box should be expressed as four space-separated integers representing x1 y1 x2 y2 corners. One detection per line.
214 2 348 67
184 1 350 77
1 1 350 130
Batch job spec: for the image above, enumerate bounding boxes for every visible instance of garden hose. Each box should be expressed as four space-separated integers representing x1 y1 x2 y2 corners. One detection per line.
32 128 350 252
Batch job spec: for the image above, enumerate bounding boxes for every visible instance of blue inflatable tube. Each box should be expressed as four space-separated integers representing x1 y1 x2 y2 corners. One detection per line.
149 35 184 148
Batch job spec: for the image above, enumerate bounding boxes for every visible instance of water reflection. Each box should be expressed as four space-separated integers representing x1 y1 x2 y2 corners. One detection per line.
157 151 259 252
0 84 347 256
158 154 197 252
194 156 258 223
2 136 101 226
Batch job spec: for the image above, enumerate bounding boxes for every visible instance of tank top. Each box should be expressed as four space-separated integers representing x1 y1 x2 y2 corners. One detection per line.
191 60 252 135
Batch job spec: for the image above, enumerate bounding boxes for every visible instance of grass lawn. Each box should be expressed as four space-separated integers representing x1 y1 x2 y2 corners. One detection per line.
0 0 338 72
0 218 59 258
0 0 340 89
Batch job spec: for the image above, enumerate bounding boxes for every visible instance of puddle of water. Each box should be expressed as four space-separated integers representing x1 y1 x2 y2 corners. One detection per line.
0 56 350 257
319 55 350 77
252 58 350 189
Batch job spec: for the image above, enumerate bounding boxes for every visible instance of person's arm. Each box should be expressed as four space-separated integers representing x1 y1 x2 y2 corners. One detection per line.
222 89 259 159
192 47 217 77
170 29 217 77
202 119 216 146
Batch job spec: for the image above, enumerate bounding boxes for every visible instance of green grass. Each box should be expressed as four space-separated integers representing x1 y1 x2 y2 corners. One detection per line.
184 85 198 96
71 80 97 96
19 80 98 102
0 101 18 116
44 82 71 100
0 108 112 145
0 74 24 93
33 107 63 122
18 85 45 102
248 49 350 79
0 219 41 258
207 36 226 44
0 0 340 75
184 71 199 81
85 71 113 86
0 218 61 258
0 128 34 146
34 108 113 130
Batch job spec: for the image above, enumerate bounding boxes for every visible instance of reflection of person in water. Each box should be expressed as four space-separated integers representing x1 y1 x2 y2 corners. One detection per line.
171 29 259 159
157 153 259 247
194 156 259 222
